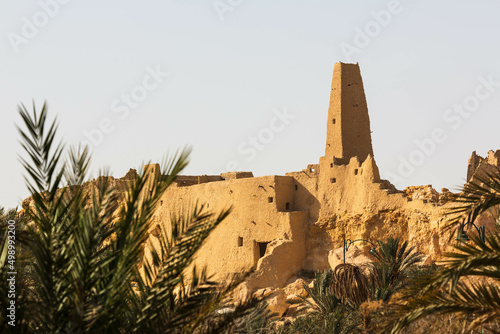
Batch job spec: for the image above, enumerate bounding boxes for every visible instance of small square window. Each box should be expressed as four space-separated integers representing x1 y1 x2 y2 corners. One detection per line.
332 119 336 124
268 197 274 203
330 178 336 183
354 169 358 175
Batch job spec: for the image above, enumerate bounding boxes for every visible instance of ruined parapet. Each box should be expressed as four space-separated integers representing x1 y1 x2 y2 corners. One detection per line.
377 179 402 194
316 154 404 216
175 174 225 186
198 175 223 184
467 149 500 182
161 173 253 187
488 150 500 166
220 171 254 180
325 62 374 164
467 151 482 182
175 176 199 187
120 168 138 181
143 163 161 180
143 163 161 193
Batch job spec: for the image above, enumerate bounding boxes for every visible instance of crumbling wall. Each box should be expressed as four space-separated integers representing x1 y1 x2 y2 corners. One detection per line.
467 150 500 182
149 175 309 284
404 185 439 203
221 171 254 180
246 211 308 290
317 154 407 217
285 164 320 222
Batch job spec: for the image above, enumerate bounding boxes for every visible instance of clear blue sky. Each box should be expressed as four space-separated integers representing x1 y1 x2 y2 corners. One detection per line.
2 0 500 208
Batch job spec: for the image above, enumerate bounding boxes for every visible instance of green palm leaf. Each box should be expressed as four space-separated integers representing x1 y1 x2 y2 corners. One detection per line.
7 102 263 333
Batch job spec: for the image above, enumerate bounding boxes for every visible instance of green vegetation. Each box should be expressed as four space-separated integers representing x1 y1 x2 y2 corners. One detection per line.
389 168 500 333
0 103 266 333
368 238 423 302
276 238 421 333
285 270 362 334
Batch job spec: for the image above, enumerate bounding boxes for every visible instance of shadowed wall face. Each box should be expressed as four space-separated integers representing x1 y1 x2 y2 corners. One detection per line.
325 62 374 164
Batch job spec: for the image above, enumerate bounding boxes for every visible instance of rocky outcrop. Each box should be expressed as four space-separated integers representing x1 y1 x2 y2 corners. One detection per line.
404 185 439 203
328 246 376 272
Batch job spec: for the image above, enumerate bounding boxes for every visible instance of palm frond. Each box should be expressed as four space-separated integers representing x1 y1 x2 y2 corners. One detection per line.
11 103 263 333
132 204 230 331
391 281 500 333
301 270 342 314
444 165 500 231
368 238 423 302
414 233 500 293
283 305 362 334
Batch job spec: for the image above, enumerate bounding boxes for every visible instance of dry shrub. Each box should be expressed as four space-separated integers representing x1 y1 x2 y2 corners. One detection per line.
331 263 370 306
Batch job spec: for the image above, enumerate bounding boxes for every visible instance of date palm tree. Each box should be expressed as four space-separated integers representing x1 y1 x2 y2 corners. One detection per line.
0 102 264 333
368 237 423 302
283 270 362 334
390 167 500 333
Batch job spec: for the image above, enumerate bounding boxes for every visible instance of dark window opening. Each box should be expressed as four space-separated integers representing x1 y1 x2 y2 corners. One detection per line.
258 242 270 258
160 200 163 206
330 163 333 168
295 185 298 191
268 197 273 203
238 237 243 247
330 178 336 183
332 118 336 124
286 202 290 210
354 169 358 175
